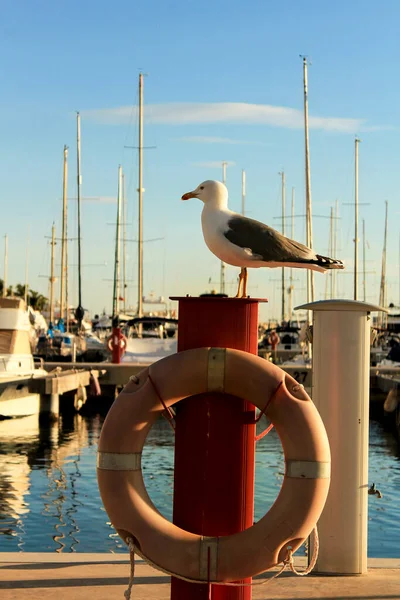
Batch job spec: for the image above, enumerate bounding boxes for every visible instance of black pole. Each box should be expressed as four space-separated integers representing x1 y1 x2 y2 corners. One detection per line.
75 111 84 329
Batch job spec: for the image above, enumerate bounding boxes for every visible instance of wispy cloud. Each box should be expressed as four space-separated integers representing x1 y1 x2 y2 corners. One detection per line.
359 125 396 132
175 135 265 145
191 161 236 168
81 102 380 133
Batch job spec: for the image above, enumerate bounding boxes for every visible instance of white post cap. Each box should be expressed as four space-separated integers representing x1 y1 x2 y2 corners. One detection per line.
295 299 387 313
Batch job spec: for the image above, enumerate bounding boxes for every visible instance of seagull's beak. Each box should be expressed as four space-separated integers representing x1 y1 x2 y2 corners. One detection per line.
181 190 198 201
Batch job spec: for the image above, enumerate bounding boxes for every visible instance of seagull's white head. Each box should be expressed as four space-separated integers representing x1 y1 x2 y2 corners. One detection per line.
181 180 228 209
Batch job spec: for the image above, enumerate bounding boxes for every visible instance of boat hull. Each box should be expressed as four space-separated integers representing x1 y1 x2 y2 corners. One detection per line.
0 385 41 417
0 373 46 418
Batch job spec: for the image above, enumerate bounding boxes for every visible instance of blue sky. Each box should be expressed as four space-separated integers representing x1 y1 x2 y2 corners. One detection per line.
1 0 399 320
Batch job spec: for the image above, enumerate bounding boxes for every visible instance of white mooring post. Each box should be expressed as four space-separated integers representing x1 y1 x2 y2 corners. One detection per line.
295 300 386 575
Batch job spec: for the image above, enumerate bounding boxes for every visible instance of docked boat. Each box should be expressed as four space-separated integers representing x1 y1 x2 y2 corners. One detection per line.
35 330 87 361
82 330 108 362
0 297 48 417
375 341 400 369
258 324 304 363
121 317 178 365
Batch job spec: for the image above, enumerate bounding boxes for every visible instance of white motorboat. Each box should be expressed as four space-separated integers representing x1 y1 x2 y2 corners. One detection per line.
0 297 47 417
121 317 178 365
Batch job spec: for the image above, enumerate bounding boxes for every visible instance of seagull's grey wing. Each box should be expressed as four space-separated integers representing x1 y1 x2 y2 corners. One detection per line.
224 215 315 263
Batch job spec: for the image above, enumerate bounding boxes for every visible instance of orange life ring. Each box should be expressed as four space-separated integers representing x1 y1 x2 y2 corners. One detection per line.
106 333 127 356
97 347 330 582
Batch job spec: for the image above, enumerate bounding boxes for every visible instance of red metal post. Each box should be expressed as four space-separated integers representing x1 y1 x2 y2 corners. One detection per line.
111 327 122 364
170 296 266 600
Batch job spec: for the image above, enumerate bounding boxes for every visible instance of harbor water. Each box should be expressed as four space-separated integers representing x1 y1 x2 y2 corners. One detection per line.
0 407 399 556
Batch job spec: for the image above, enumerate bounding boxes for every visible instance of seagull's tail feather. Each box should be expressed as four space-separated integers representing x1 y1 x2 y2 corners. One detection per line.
314 254 344 270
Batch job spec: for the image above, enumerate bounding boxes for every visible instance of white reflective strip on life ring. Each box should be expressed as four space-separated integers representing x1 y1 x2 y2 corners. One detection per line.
97 452 142 471
286 460 330 479
207 347 226 392
199 537 219 581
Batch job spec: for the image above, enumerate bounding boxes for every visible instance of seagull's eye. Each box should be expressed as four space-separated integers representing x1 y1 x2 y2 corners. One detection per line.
200 186 204 190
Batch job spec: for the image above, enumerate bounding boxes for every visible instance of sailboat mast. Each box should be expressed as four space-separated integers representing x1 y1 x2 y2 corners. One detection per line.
122 172 127 313
241 169 246 216
329 207 334 298
279 171 286 323
302 56 314 304
333 199 338 297
3 234 8 297
379 200 388 313
65 204 70 331
288 187 295 321
24 229 29 305
362 219 366 302
60 145 68 321
138 73 144 319
220 161 227 293
113 166 123 317
49 223 56 323
354 137 360 300
76 112 84 328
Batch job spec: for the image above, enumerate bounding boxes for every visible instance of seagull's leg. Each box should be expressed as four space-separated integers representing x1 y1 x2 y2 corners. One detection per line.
241 267 248 297
235 268 245 298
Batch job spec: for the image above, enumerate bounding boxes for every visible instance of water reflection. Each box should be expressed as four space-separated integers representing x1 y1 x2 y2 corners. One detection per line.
0 413 105 552
142 419 175 521
0 410 399 556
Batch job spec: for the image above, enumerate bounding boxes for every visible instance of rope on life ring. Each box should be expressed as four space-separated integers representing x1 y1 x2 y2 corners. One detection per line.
122 525 320 599
97 347 330 590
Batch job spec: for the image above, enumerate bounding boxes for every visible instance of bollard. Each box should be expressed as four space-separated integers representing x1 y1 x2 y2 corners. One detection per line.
296 299 386 575
170 295 266 600
39 392 59 422
111 327 122 364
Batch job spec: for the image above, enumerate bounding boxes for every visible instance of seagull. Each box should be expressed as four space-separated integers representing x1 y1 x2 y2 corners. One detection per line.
181 180 344 298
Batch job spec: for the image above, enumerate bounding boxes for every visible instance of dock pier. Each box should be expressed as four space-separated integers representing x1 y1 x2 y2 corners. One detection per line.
0 554 399 599
26 367 103 420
